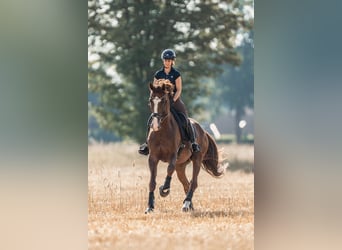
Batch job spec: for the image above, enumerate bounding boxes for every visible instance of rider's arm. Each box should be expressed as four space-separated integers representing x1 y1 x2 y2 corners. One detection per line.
173 76 182 102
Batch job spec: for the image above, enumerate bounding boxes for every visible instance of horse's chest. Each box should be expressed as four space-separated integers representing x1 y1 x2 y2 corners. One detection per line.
155 148 173 162
150 144 174 161
149 130 180 161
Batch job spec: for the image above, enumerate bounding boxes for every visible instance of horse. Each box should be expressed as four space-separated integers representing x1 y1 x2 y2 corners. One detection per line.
145 80 225 213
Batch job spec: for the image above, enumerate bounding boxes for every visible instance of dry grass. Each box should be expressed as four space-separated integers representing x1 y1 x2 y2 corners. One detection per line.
88 142 254 250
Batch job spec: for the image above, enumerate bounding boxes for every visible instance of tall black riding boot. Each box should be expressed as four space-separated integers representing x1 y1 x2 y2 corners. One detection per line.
187 121 200 153
138 116 152 155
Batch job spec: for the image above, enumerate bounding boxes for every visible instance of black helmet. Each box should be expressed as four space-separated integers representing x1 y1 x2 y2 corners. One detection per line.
161 49 176 60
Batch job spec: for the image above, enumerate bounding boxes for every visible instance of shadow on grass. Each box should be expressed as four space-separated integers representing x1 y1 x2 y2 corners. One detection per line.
191 210 230 218
190 209 253 218
227 160 254 173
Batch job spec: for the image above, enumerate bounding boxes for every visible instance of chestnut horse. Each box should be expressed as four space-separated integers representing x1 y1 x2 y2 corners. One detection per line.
145 80 224 213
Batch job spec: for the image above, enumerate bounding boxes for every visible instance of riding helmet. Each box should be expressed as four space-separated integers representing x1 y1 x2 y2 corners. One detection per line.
161 49 176 60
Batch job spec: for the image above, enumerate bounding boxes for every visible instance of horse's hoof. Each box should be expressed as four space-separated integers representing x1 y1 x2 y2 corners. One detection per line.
145 207 154 214
159 185 170 197
182 200 193 212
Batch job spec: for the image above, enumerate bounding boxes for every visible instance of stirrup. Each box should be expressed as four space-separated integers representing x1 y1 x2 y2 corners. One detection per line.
138 143 149 155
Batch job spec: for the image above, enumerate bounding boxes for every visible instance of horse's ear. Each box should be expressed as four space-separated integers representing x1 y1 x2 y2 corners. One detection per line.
164 85 169 93
164 83 174 95
170 84 175 94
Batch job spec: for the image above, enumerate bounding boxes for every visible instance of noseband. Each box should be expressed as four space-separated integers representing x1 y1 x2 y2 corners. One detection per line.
151 112 168 124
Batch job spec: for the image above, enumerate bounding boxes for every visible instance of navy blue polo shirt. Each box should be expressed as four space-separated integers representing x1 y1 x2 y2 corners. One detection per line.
154 67 181 92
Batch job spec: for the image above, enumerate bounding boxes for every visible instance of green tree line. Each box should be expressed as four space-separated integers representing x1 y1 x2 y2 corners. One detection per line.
209 30 254 143
88 0 253 143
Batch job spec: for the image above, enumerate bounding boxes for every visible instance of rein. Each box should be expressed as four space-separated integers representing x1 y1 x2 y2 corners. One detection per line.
151 112 169 125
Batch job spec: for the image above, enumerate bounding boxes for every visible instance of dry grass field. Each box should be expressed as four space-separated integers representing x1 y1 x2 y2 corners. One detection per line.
88 142 254 250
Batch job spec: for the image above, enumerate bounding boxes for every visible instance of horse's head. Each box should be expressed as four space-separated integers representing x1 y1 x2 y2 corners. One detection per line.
148 80 174 131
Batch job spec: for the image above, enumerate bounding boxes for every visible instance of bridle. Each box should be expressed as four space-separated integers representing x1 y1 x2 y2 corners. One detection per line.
149 93 170 131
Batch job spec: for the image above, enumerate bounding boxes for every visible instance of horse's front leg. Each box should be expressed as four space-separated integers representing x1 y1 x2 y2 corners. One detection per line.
159 153 177 197
145 156 159 214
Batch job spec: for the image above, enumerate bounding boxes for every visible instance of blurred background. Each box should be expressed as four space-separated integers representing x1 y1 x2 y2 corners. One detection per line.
1 0 342 249
88 0 254 145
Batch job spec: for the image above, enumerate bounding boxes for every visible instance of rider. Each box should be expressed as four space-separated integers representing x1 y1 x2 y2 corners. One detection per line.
138 49 201 155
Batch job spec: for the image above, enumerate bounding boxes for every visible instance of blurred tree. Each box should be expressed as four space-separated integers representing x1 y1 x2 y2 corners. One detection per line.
210 30 254 143
88 0 253 142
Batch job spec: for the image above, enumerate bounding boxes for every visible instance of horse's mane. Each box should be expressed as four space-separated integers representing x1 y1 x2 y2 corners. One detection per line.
151 79 174 95
152 79 172 88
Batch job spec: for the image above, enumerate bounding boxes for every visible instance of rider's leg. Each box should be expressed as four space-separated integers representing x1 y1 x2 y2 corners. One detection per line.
187 120 200 153
172 99 200 153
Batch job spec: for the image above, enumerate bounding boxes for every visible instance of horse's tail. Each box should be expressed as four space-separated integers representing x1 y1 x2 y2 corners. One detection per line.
202 132 225 178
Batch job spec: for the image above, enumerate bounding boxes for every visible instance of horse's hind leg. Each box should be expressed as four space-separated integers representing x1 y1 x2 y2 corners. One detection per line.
159 153 177 197
175 161 190 195
182 157 201 212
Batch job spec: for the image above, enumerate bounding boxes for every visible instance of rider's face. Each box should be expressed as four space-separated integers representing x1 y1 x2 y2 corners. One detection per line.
163 59 173 68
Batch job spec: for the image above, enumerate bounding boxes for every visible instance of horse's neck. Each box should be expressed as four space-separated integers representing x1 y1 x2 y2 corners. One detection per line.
160 114 177 133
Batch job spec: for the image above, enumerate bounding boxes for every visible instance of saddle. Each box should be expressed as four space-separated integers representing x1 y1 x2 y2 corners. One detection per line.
170 107 191 143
